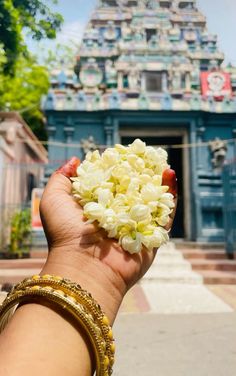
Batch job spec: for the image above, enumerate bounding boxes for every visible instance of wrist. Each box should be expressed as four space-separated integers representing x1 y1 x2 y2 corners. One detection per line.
40 248 126 324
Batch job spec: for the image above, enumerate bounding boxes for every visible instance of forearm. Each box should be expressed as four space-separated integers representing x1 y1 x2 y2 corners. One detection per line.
0 249 125 376
0 303 93 376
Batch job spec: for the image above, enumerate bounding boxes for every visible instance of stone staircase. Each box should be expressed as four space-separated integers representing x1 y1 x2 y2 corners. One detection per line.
142 242 236 285
1 242 236 288
143 242 203 284
177 243 236 285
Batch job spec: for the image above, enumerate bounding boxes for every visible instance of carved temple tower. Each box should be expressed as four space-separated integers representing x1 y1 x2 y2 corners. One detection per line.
43 0 236 242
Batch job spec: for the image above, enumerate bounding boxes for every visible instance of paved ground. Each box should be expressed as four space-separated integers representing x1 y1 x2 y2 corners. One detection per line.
113 313 236 376
119 283 236 314
1 284 236 376
1 243 236 376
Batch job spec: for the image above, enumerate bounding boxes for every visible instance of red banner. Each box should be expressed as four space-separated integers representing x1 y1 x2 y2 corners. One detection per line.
201 71 232 100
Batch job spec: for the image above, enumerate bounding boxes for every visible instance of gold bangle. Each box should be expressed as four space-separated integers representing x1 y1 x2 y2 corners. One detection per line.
0 275 115 376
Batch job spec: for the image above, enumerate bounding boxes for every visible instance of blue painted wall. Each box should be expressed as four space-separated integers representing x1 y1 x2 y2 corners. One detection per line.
45 109 236 242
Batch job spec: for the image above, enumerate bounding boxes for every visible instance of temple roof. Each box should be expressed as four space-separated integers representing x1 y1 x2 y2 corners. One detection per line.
44 0 236 113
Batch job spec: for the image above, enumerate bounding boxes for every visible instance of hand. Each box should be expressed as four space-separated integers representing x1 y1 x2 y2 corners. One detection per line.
40 157 177 321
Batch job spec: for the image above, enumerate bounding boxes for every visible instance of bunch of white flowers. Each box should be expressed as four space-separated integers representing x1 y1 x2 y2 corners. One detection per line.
72 139 175 254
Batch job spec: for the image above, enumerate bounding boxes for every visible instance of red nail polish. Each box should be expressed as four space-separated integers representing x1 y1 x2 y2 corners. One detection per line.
56 157 81 178
162 169 178 196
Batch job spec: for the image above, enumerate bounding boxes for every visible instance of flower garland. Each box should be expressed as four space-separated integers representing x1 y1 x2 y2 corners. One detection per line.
72 139 175 254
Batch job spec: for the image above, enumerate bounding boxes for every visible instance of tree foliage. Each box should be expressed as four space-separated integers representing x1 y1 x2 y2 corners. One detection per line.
0 0 64 139
0 0 63 74
41 41 80 70
0 53 49 139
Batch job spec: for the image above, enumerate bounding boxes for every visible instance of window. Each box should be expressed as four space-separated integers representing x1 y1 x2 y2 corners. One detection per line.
179 1 194 9
127 1 137 6
160 1 171 8
145 72 162 92
146 29 156 42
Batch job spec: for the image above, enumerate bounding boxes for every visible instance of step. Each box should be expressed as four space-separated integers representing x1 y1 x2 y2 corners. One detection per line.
180 249 228 260
191 259 236 272
0 269 41 286
174 241 225 250
0 259 46 270
142 269 203 284
30 249 48 259
198 270 236 285
150 259 191 271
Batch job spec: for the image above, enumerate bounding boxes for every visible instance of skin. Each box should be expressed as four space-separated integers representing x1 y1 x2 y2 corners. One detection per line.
0 157 177 376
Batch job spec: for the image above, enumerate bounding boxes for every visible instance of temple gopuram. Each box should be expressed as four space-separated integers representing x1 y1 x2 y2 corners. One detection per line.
43 0 236 242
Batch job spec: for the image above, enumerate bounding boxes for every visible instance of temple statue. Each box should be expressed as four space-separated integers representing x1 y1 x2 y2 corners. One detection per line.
172 71 182 91
191 60 200 88
159 29 171 51
121 21 132 39
104 21 117 40
138 0 147 8
128 67 140 91
84 23 99 40
117 0 128 7
105 60 118 89
184 23 197 42
169 24 181 42
81 136 98 155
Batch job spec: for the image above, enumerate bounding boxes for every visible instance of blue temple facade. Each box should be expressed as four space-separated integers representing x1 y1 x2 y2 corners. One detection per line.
43 0 236 242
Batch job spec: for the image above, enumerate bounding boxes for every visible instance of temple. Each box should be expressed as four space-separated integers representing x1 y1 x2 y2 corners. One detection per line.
43 0 236 242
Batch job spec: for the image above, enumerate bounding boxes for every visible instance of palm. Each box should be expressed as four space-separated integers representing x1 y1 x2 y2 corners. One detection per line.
40 173 158 290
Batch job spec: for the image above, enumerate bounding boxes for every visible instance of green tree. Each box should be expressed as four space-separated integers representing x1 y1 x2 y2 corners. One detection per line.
0 0 64 139
0 54 49 139
0 0 63 74
41 41 80 70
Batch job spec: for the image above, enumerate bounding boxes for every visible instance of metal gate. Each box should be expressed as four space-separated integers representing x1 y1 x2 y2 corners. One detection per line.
222 161 236 258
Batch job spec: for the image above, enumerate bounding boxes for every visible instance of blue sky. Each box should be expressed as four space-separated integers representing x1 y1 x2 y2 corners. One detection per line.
29 0 236 65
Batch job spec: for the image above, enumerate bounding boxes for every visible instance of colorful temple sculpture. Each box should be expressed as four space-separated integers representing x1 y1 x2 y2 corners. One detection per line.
43 0 236 242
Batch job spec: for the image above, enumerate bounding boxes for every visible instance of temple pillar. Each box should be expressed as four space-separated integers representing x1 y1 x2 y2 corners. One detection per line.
196 124 206 171
141 74 146 91
186 72 191 92
232 128 236 159
118 72 123 91
104 116 114 146
64 126 75 161
162 71 168 92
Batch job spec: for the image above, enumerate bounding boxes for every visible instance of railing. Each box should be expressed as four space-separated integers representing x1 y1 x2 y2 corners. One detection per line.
222 160 236 258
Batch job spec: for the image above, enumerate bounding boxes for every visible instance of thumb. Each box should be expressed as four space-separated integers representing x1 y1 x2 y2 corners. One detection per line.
40 157 81 218
43 157 81 197
39 157 81 247
56 157 81 179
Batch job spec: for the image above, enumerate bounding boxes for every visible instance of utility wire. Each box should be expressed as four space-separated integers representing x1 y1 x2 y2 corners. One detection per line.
13 136 236 150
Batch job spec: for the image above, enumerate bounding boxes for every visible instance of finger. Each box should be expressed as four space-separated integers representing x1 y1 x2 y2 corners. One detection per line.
165 197 178 231
162 169 178 197
41 157 81 205
162 169 178 231
56 157 81 178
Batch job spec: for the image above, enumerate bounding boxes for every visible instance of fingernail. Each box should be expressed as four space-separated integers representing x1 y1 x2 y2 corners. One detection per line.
56 157 81 178
162 169 178 197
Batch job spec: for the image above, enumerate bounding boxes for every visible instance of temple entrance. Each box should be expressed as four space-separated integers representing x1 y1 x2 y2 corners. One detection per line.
121 135 185 239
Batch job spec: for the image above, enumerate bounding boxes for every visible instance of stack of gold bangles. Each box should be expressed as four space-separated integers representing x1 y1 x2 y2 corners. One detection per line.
0 274 115 376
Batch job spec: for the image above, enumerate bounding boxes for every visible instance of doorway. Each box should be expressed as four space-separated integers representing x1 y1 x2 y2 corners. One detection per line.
121 135 185 239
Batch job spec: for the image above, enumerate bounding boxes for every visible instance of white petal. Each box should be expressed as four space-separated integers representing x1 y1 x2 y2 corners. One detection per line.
83 203 105 221
130 204 151 222
128 139 146 155
121 233 143 254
